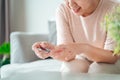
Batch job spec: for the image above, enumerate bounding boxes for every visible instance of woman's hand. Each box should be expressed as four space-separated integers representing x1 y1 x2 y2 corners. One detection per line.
50 43 80 62
32 41 55 59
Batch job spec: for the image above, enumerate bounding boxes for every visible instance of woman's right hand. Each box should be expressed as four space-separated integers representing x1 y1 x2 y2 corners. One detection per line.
32 41 55 59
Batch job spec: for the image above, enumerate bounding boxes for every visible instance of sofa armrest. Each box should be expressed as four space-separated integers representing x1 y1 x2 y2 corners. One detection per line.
10 32 48 64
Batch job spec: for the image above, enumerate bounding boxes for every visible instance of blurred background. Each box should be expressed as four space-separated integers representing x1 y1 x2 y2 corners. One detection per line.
0 0 62 44
0 0 62 66
9 0 62 34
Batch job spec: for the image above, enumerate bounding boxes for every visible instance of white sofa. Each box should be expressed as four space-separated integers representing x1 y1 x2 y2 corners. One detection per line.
1 32 120 80
1 32 61 78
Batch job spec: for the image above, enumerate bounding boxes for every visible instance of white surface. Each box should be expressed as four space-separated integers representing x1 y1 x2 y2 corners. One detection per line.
1 59 61 78
1 71 120 80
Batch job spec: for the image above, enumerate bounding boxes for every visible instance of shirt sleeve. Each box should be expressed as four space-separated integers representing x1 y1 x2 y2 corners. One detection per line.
104 33 116 51
55 3 74 45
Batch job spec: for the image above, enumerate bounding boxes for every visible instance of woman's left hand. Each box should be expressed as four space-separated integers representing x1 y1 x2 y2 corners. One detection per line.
50 43 80 62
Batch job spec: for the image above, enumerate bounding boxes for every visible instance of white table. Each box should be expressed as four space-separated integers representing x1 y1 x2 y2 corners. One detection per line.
1 70 120 80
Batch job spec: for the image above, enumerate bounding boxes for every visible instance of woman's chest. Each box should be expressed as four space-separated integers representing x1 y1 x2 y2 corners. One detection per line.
69 17 106 48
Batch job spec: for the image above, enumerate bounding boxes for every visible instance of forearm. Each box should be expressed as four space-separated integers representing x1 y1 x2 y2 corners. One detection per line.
78 43 118 63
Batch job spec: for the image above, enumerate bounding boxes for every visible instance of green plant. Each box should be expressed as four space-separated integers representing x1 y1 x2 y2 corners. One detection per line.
0 42 10 67
103 5 120 55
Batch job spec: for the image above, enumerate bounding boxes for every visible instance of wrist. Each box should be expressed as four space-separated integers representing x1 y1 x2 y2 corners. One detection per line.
76 43 90 54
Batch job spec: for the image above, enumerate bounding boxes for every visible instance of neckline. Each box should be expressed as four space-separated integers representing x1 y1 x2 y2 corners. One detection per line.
80 0 103 20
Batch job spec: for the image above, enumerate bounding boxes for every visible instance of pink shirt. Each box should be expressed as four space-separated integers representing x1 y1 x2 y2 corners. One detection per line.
56 0 118 51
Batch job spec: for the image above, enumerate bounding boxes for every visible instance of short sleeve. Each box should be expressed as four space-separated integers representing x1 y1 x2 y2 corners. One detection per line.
104 33 116 51
55 3 74 45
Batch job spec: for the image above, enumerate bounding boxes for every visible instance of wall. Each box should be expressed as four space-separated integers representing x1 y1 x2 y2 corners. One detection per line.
10 0 62 34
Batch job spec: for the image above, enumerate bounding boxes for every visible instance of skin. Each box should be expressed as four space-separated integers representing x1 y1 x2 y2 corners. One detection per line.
32 42 54 59
32 0 119 73
65 0 100 17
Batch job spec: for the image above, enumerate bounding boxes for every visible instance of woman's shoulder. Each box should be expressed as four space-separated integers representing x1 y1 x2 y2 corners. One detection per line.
102 0 119 13
103 0 119 6
108 0 120 4
56 2 77 19
56 2 70 13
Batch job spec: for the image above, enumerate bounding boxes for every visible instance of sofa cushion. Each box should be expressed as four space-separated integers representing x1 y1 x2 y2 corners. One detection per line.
48 20 57 45
10 32 48 63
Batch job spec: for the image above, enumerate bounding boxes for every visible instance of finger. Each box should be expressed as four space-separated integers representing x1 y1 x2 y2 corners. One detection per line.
51 55 65 62
65 57 74 62
65 52 75 62
32 42 53 53
51 49 64 54
50 48 64 58
38 47 50 53
41 42 55 50
37 48 51 55
34 49 50 59
32 42 42 50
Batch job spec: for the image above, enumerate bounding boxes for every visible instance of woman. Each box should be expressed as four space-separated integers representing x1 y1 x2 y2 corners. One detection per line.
32 0 120 73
